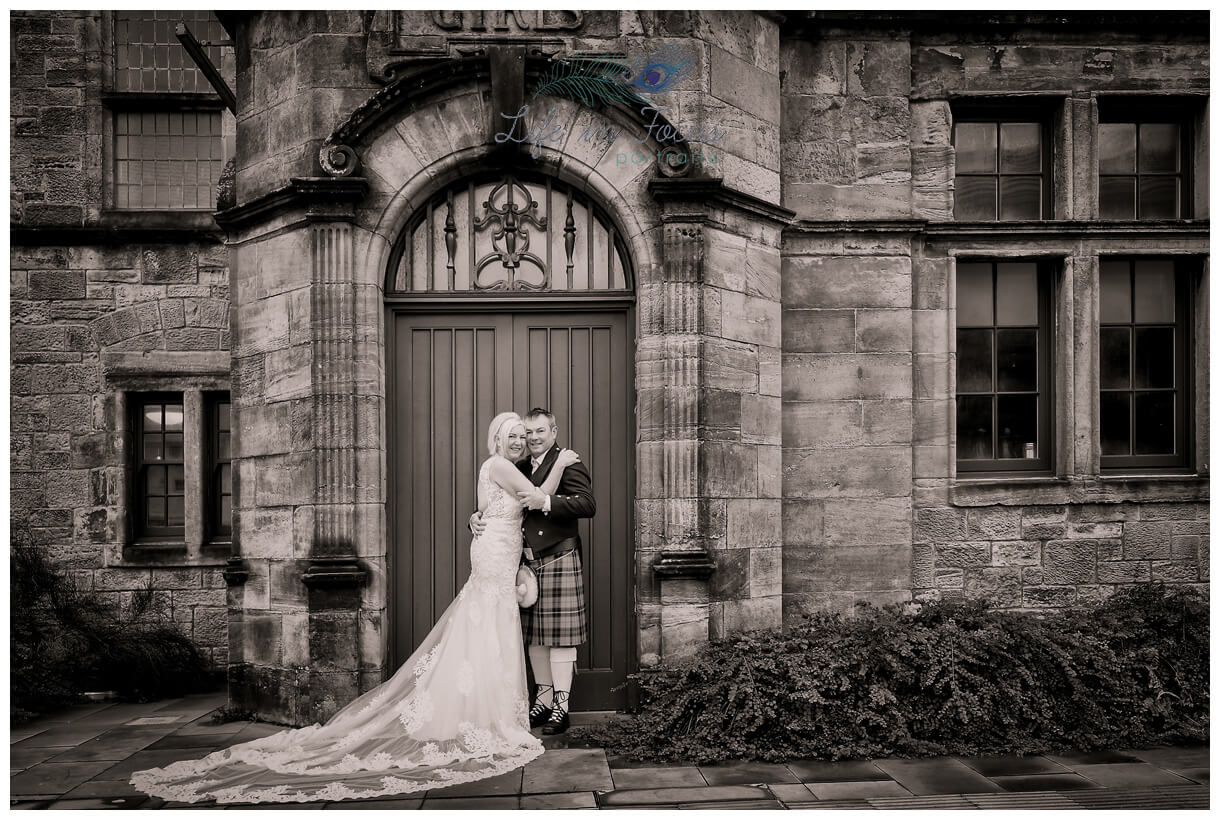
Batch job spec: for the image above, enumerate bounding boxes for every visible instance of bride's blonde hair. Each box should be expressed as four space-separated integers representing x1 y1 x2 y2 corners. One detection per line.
486 411 523 457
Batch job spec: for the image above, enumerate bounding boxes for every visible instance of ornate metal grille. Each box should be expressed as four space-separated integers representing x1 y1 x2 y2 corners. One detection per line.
388 175 631 294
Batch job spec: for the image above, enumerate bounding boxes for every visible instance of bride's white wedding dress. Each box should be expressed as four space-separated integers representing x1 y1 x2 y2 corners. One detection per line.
131 459 543 804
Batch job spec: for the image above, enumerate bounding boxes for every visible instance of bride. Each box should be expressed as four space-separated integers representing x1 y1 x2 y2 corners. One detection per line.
131 412 582 804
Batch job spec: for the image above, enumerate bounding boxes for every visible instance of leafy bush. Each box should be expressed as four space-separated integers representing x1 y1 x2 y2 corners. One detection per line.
11 545 210 722
580 585 1208 762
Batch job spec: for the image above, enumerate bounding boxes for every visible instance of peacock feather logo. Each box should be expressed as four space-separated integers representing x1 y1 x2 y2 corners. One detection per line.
532 42 695 109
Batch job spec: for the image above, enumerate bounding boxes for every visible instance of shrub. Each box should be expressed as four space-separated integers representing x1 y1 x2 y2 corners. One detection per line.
580 585 1208 762
11 544 210 723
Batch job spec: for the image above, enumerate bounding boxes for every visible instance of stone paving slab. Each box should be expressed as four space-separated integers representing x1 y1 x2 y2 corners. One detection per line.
1071 761 1196 788
676 798 783 809
1172 766 1209 785
784 759 889 782
610 765 707 789
806 780 913 800
48 726 178 761
320 797 424 809
767 783 817 803
989 773 1100 791
872 757 1005 795
93 747 211 780
10 723 113 748
44 796 149 810
425 767 522 797
522 748 613 793
145 732 238 751
699 760 800 785
1124 745 1211 769
59 777 147 800
418 794 520 809
10 760 117 798
521 791 598 809
10 746 68 770
600 785 769 806
958 754 1071 776
1047 749 1143 765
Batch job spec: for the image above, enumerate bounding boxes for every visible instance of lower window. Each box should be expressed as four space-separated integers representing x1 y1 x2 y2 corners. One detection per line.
956 260 1054 473
1099 258 1193 470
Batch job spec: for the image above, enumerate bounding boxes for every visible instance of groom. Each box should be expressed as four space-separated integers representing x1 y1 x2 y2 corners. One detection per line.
472 407 595 734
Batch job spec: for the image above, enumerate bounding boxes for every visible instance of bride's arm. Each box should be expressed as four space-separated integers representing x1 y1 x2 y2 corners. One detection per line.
488 456 542 497
538 449 580 496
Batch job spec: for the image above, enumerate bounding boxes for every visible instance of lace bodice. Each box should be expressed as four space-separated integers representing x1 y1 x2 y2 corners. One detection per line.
479 458 524 523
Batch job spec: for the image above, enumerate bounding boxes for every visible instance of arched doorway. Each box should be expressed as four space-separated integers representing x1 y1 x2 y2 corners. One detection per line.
385 172 635 710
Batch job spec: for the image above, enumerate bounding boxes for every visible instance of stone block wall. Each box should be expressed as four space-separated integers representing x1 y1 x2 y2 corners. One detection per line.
11 10 232 667
11 239 232 667
914 502 1209 607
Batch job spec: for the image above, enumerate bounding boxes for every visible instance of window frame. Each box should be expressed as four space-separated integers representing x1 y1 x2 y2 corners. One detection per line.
102 10 233 214
205 392 233 542
951 104 1055 222
132 392 187 541
1099 257 1194 472
1097 101 1195 221
955 259 1056 475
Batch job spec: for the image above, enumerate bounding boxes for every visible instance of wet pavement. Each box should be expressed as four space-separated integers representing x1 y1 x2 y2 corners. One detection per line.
9 691 1210 810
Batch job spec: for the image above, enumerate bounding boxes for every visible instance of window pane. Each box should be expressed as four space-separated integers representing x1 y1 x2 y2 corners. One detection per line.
220 463 232 494
1100 392 1131 455
169 464 185 493
164 433 184 463
167 496 185 527
999 176 1041 220
1139 123 1179 173
954 176 997 220
143 434 163 462
956 263 993 325
217 402 231 431
999 123 1041 173
996 394 1038 459
218 430 231 461
146 465 167 495
957 395 993 460
220 496 232 529
995 263 1038 325
1099 261 1132 323
1138 176 1179 219
1099 123 1136 173
1099 177 1137 219
146 498 167 527
143 405 163 431
1134 392 1175 455
1099 327 1131 390
996 329 1037 392
955 123 997 172
1133 260 1175 322
164 404 183 432
957 329 993 392
1134 327 1175 389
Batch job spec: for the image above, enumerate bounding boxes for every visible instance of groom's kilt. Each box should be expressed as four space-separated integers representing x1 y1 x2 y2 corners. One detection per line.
522 547 588 647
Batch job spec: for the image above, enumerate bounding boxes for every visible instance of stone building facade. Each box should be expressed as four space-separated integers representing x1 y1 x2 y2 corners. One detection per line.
10 10 1209 725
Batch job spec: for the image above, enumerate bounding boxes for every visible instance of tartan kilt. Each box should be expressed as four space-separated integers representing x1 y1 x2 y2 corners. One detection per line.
521 547 588 647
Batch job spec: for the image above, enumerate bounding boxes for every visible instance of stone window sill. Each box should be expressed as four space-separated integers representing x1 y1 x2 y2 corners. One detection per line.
951 474 1208 507
116 540 229 568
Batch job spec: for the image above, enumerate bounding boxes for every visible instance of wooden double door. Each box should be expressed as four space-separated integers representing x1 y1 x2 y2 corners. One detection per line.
389 309 634 710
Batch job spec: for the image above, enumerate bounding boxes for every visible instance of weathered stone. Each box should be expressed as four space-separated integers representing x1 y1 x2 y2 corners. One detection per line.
934 567 964 589
823 497 911 546
1123 522 1173 560
782 255 912 309
1043 540 1097 584
783 446 911 498
1022 507 1067 540
1067 521 1123 539
783 353 912 401
912 542 935 587
1151 561 1199 583
782 543 910 593
991 541 1041 566
963 567 1021 607
782 499 824 544
1140 503 1201 521
783 309 855 353
967 508 1022 540
915 507 966 542
936 541 991 567
1097 560 1151 583
726 499 782 548
1170 535 1200 561
1022 586 1077 608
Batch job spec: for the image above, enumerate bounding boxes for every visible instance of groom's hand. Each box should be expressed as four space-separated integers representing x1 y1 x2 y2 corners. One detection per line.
517 487 547 510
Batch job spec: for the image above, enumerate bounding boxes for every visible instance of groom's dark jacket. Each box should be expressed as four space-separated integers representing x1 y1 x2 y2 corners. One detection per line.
518 443 596 554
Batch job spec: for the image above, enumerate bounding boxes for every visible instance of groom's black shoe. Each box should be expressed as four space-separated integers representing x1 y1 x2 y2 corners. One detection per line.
542 707 570 735
528 702 553 729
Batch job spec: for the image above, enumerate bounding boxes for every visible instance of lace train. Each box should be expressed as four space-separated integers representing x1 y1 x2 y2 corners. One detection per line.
131 459 541 804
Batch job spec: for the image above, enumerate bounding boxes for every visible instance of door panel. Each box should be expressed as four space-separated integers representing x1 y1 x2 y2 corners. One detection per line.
391 310 633 710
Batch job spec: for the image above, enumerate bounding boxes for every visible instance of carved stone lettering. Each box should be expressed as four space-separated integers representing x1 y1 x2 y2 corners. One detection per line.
430 10 583 33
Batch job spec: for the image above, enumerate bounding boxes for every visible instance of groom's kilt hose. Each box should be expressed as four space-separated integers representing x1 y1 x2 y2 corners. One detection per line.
522 546 588 647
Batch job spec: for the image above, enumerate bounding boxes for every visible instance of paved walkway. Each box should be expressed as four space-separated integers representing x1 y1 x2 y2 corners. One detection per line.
9 691 1210 810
